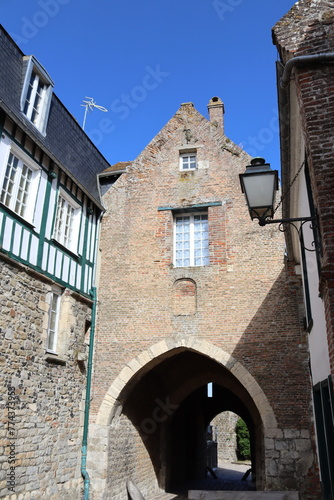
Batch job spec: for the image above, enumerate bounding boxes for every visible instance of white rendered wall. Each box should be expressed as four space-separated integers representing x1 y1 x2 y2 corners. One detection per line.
298 172 330 385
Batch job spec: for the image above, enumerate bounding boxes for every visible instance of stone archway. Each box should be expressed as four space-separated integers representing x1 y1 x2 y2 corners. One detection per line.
96 338 278 430
88 338 280 499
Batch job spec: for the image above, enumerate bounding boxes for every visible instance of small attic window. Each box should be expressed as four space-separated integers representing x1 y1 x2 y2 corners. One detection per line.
21 56 54 135
180 151 197 171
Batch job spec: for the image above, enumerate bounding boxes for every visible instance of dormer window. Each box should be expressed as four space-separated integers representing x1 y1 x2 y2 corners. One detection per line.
23 71 47 126
21 56 54 135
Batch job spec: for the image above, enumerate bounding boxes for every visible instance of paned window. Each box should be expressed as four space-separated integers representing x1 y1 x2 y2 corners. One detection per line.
0 147 39 223
180 153 197 171
174 212 209 267
23 71 47 127
46 291 60 353
20 56 54 135
53 190 80 253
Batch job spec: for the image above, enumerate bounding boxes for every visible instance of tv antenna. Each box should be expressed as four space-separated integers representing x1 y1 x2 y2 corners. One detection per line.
81 97 108 130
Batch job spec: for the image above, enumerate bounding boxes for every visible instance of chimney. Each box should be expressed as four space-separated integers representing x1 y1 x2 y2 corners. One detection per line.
207 96 225 133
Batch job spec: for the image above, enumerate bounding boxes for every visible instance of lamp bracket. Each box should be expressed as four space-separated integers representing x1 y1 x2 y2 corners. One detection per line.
258 215 319 253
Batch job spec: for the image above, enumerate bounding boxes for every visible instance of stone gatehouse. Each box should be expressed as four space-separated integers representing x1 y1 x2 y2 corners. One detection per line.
88 98 320 499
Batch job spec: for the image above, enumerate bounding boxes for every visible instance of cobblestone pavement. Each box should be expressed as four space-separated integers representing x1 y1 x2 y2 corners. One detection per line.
146 463 254 499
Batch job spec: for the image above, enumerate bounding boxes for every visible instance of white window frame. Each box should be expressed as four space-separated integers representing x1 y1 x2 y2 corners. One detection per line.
23 71 47 126
0 140 40 224
21 56 54 135
180 152 197 171
174 211 209 267
53 188 81 254
46 290 61 354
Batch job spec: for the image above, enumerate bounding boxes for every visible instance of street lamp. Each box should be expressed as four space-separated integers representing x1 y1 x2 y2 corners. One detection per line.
239 157 320 253
239 158 279 225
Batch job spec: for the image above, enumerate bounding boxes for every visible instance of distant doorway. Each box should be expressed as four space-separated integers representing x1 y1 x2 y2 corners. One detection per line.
210 411 252 466
206 411 254 490
210 411 239 467
166 382 257 494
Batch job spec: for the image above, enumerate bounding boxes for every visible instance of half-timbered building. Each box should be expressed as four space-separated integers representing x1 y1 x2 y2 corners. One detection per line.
0 25 109 499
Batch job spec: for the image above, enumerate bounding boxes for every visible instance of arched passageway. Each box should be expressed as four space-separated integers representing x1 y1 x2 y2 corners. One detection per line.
167 384 256 492
105 347 265 496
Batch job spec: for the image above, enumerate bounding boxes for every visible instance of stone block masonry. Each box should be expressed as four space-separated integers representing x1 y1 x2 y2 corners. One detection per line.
0 255 92 499
211 411 239 464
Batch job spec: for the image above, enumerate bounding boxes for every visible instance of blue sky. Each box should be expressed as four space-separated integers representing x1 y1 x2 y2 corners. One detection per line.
2 0 295 169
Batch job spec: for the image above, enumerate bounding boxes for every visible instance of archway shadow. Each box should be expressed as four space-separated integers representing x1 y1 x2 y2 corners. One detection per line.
120 349 262 494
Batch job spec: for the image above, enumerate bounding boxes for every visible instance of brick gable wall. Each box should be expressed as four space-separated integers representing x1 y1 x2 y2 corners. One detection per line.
91 101 319 498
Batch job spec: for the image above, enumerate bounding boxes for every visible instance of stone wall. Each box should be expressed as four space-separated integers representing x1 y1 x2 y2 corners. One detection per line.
0 255 91 499
211 412 239 465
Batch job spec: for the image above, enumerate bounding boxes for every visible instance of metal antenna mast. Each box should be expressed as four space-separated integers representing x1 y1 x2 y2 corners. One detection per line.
81 97 108 130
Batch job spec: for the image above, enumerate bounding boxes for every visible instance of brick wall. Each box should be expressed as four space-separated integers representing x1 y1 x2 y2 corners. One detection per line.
91 100 319 498
273 0 334 376
272 2 334 497
107 415 158 500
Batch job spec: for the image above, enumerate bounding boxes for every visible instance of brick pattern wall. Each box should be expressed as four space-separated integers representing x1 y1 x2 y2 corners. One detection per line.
272 3 334 497
274 0 334 386
0 256 91 499
173 279 196 315
92 101 318 498
106 415 158 500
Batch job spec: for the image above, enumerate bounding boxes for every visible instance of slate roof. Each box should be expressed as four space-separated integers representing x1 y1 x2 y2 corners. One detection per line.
0 25 110 209
100 161 131 176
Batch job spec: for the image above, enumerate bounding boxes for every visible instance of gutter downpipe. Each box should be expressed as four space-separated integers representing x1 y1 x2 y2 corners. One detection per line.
280 52 334 89
276 52 334 257
81 210 104 500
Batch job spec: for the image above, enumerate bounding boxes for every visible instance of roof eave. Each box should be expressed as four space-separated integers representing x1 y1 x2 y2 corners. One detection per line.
0 99 105 211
